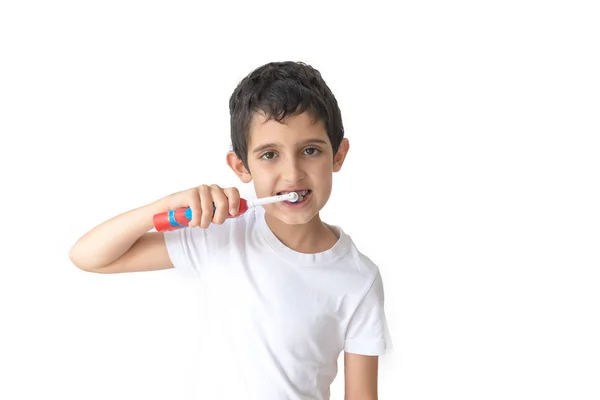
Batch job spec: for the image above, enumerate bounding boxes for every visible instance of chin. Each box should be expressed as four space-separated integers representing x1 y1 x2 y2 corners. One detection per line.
266 207 320 226
277 214 317 225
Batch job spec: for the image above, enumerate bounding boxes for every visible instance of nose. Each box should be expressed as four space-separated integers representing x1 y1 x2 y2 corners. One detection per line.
281 157 305 183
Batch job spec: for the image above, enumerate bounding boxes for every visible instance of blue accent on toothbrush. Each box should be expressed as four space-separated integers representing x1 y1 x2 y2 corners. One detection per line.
176 205 216 225
168 210 185 227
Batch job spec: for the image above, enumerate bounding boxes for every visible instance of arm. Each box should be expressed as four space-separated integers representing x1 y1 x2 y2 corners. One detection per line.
69 198 174 274
69 184 241 274
343 270 391 399
344 352 379 400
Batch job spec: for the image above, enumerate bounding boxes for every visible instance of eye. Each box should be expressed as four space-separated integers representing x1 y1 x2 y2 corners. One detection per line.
303 147 321 156
260 151 277 160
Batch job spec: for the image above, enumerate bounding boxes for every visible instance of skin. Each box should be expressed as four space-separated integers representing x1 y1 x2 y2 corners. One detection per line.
227 111 379 399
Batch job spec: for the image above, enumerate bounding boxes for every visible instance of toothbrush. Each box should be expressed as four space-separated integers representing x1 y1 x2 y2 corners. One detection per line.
153 192 300 231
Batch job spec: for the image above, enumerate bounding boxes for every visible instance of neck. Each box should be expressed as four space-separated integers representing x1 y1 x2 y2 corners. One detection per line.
264 212 339 254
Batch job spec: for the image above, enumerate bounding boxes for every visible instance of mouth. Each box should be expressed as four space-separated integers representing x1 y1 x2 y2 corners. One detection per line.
276 189 312 204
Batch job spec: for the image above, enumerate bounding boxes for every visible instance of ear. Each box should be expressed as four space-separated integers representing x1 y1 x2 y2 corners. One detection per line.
226 151 252 183
333 138 350 173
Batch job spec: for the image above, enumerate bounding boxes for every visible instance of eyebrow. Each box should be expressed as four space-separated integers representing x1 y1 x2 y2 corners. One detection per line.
252 138 329 154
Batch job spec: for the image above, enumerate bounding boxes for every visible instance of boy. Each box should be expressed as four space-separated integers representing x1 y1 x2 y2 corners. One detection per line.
70 61 392 399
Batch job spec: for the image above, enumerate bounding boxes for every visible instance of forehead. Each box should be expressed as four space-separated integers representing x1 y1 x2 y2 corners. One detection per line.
248 111 329 147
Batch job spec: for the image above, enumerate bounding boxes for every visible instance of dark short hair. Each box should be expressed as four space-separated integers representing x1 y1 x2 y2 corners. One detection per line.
229 61 344 169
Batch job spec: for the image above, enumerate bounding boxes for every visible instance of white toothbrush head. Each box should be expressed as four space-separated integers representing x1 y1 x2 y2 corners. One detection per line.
288 192 300 203
249 191 300 207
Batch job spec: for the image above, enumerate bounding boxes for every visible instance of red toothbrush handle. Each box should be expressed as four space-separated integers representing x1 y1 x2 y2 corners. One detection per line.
153 198 249 231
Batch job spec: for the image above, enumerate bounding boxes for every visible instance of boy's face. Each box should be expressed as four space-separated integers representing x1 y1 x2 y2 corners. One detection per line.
229 111 349 226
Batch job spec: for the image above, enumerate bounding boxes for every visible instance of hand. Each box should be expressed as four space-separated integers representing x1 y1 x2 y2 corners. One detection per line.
162 184 241 228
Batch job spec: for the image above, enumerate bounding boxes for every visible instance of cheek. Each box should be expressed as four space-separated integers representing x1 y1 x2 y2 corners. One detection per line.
252 172 277 195
319 176 333 194
313 162 333 185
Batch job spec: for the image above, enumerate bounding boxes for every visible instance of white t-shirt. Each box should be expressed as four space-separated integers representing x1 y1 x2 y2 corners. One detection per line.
164 207 392 400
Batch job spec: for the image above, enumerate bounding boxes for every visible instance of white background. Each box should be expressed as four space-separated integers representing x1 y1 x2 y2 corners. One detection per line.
1 0 599 399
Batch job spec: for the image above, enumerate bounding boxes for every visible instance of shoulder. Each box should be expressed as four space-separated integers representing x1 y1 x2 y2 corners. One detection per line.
325 225 383 296
338 228 381 279
162 208 262 278
348 245 383 298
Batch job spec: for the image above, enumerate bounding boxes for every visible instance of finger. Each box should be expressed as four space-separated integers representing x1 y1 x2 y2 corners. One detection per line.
223 187 241 216
188 186 203 228
199 185 214 228
211 185 229 224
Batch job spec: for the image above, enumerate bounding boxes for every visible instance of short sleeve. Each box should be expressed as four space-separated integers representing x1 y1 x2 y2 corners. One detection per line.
344 271 393 356
163 227 206 279
163 221 232 280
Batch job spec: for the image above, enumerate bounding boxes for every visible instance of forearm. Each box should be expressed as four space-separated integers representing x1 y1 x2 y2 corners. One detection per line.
345 395 378 400
69 198 167 270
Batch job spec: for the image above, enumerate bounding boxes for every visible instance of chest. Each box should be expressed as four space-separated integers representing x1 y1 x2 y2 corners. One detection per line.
203 247 348 358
